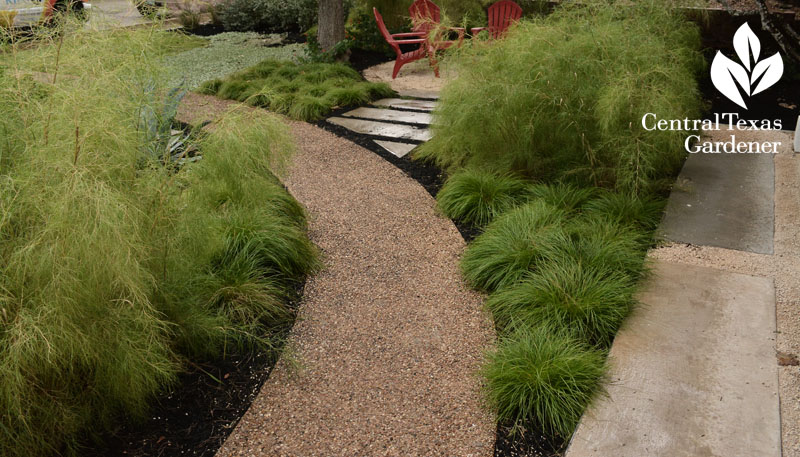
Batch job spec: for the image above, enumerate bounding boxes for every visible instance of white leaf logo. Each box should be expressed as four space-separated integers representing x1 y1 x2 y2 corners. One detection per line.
710 22 784 109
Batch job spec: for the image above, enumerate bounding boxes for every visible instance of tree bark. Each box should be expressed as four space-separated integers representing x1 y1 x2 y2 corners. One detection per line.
317 0 345 51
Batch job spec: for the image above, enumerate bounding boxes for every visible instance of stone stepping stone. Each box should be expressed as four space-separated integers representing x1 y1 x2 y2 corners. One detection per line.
566 260 779 457
327 117 431 142
397 89 440 100
372 98 436 112
342 107 432 125
374 140 417 158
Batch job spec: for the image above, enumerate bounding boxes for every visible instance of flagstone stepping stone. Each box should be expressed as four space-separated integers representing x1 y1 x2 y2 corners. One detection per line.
342 107 433 125
566 260 779 457
327 117 432 142
372 98 437 112
374 140 417 158
397 89 440 100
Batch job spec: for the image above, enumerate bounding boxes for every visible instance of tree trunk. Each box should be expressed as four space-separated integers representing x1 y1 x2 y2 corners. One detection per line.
317 0 345 51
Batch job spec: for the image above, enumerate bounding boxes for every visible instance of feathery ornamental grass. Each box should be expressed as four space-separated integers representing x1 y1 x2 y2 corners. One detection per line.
417 1 704 195
0 24 316 456
198 59 396 121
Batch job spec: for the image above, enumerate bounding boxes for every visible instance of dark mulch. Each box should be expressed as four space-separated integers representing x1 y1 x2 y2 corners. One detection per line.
494 423 567 457
84 349 279 457
349 48 393 72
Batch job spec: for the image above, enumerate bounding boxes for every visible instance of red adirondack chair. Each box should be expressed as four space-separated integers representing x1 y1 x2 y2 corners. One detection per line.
471 0 523 39
409 0 465 42
374 7 430 79
409 0 440 36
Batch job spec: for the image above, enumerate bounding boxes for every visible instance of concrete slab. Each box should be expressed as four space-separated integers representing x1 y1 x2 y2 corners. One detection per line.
659 131 775 254
374 140 417 158
342 107 432 125
372 98 436 112
566 261 779 457
397 89 440 100
327 117 431 142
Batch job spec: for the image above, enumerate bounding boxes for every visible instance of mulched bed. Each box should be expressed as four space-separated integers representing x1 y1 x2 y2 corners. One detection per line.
84 349 279 457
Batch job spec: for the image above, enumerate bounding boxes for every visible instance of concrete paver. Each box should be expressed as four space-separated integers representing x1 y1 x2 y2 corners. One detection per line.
327 117 432 142
566 261 780 457
343 107 432 125
659 129 775 254
372 98 437 112
374 140 417 158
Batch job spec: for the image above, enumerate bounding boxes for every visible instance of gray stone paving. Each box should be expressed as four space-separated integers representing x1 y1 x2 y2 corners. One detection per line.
371 98 437 112
373 140 417 158
327 117 432 142
342 107 432 125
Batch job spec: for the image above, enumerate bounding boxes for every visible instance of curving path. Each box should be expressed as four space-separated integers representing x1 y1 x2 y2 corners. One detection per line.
179 94 496 457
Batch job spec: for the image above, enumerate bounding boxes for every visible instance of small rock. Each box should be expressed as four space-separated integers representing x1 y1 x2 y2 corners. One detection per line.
777 351 799 366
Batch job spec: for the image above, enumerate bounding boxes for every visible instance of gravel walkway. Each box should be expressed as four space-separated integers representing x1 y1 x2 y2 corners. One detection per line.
651 131 800 456
181 94 496 456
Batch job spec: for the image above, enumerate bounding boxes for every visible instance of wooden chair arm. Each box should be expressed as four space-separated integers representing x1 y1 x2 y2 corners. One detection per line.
391 31 426 38
471 27 487 35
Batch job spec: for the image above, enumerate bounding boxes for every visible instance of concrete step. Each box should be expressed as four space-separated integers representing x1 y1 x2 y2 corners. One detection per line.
342 107 432 125
566 260 779 457
374 140 417 158
327 117 431 142
371 98 437 112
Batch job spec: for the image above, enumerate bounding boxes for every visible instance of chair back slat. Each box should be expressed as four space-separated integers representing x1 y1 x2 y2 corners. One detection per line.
487 0 522 39
409 0 440 34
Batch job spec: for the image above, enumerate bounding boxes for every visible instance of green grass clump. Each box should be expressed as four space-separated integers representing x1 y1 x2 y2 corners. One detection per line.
0 26 316 456
583 191 666 231
437 170 529 226
526 182 596 212
486 259 635 346
200 59 395 121
483 324 606 439
461 201 566 292
417 1 704 194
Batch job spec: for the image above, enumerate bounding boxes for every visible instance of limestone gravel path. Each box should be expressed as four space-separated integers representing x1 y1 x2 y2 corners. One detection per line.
189 102 496 455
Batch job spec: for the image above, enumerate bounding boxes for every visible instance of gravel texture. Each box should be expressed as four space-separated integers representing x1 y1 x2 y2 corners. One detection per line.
362 60 454 94
179 94 496 457
650 130 800 456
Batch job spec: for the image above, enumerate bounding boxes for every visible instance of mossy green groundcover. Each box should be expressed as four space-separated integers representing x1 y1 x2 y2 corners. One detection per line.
0 25 316 456
198 59 396 121
426 1 703 446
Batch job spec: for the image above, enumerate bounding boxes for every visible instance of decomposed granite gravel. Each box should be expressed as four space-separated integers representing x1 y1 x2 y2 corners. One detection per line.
197 112 496 455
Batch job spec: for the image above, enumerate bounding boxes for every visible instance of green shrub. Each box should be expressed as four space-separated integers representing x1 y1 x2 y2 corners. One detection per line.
0 27 315 456
486 258 636 346
483 324 606 438
218 0 318 33
201 59 395 121
417 2 704 194
437 169 529 226
461 200 566 292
